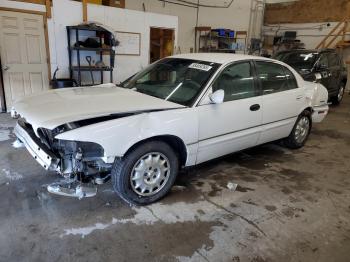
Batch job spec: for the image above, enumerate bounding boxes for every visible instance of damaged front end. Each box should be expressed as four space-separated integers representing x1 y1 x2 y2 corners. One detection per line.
14 119 112 198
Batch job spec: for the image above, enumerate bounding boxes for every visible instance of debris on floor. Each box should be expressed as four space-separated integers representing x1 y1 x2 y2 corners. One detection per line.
227 182 238 191
172 185 187 191
47 180 97 199
12 139 24 149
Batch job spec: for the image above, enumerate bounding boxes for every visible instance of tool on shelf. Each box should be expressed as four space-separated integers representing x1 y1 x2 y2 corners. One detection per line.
85 56 95 85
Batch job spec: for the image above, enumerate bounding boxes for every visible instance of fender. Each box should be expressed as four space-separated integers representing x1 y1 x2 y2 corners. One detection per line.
55 108 199 165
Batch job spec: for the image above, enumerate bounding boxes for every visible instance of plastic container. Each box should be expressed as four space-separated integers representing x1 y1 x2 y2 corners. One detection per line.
50 79 78 89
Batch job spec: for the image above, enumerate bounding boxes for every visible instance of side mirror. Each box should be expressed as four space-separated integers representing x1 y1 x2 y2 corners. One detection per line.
209 89 224 104
314 73 322 83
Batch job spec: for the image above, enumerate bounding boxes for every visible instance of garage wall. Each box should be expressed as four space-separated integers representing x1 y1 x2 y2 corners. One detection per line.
125 0 254 54
87 4 178 82
265 0 350 24
263 22 344 50
0 0 178 84
0 0 46 12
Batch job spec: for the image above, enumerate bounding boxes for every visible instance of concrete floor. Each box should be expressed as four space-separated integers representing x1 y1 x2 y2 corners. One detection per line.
0 96 350 262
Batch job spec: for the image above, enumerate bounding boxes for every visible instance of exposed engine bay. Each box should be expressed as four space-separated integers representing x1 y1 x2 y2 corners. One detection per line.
14 118 113 198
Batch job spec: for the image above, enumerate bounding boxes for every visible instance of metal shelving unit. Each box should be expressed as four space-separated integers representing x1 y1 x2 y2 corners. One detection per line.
67 25 114 86
195 27 247 54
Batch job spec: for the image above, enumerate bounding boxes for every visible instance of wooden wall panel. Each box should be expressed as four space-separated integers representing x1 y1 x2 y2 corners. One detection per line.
10 0 46 5
265 0 350 24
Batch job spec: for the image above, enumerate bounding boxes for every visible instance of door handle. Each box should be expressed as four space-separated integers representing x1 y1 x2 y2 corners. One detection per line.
3 66 9 71
250 104 260 111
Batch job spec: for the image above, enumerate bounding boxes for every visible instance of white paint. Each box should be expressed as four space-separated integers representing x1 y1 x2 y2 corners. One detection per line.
13 84 183 130
13 54 329 168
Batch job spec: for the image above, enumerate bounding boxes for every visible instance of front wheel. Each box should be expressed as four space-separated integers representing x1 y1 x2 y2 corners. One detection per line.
111 141 179 205
331 83 345 105
284 110 312 149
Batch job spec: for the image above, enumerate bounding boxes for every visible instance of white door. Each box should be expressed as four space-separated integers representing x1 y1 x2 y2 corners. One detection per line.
0 10 49 110
255 61 305 144
196 61 263 164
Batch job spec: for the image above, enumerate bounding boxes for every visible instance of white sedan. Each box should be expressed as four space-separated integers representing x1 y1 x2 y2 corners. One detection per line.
12 53 329 205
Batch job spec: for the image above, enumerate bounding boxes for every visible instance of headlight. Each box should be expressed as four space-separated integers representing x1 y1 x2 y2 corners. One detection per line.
10 107 20 119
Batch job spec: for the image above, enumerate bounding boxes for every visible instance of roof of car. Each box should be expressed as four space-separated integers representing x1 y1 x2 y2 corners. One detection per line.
170 53 274 64
275 49 336 55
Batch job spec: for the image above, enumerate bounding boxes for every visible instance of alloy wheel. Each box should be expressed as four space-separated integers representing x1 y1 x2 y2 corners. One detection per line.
130 152 171 197
294 116 310 144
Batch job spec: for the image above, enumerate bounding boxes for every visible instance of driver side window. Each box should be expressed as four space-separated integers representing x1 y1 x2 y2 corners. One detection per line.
318 54 329 68
212 62 257 102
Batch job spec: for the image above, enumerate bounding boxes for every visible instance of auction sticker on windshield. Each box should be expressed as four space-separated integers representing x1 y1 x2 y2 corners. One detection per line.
189 63 213 71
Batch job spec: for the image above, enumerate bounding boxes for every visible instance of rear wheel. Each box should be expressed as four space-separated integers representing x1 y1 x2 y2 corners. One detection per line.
284 110 312 149
111 141 179 205
331 82 345 105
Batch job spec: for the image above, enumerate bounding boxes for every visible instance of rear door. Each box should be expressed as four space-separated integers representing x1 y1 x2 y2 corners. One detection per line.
255 61 304 144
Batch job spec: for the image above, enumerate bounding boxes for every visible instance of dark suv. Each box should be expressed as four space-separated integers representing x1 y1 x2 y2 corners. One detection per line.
274 49 347 105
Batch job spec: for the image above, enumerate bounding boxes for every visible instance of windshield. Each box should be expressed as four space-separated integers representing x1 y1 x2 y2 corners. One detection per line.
274 52 319 70
121 58 220 106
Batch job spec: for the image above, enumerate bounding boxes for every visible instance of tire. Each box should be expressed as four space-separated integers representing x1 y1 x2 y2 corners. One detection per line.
284 110 312 149
111 141 179 205
331 82 346 106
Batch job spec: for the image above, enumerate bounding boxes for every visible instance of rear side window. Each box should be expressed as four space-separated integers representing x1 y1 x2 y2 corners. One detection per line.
255 61 294 94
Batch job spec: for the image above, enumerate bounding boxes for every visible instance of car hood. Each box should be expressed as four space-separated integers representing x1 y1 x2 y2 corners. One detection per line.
13 84 184 130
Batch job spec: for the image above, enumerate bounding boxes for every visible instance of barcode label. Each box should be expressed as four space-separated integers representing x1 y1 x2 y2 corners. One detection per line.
188 63 213 71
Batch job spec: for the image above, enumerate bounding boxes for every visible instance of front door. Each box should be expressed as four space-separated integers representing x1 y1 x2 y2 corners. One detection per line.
196 61 262 164
0 10 49 111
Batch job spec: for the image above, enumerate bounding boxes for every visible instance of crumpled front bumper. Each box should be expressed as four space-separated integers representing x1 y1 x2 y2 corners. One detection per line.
14 120 60 171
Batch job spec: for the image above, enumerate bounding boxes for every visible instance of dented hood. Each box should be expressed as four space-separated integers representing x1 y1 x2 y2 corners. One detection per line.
13 84 184 130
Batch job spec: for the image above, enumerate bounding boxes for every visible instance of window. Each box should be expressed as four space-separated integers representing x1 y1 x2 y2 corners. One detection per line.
318 54 329 68
123 58 220 106
256 62 292 94
327 53 340 67
212 62 257 102
284 67 298 90
275 51 318 70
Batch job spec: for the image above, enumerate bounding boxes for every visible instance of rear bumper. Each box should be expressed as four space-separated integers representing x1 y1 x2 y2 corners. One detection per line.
14 120 60 171
312 104 329 123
